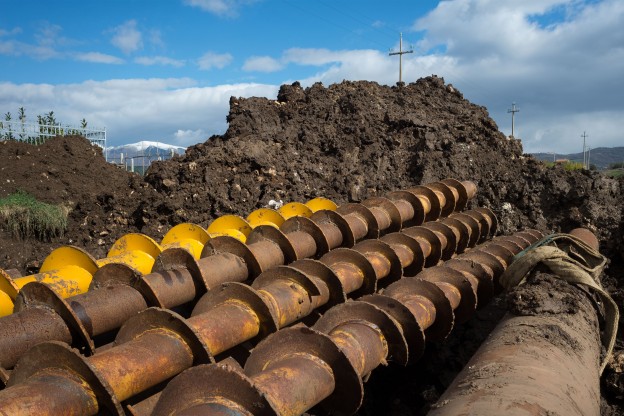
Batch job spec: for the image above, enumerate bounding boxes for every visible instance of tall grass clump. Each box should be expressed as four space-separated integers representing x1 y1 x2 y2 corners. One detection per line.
0 191 68 240
544 161 585 171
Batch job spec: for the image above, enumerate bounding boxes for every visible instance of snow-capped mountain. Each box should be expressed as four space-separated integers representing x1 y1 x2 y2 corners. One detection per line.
106 141 186 163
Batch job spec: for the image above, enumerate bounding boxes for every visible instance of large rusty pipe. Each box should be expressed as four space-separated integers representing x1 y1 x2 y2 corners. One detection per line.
150 229 542 416
140 213 498 414
429 229 602 416
428 289 601 416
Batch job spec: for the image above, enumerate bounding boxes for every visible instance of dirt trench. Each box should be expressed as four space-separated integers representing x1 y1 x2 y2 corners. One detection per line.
0 76 623 413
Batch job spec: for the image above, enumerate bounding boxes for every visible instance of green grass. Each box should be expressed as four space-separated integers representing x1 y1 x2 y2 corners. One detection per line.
0 190 68 241
543 161 585 171
604 169 624 178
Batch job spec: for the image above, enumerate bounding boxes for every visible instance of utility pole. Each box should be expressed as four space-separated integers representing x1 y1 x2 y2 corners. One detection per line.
581 131 588 169
389 33 413 84
507 102 519 137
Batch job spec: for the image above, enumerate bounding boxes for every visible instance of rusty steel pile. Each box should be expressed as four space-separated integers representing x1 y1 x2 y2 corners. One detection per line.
150 228 541 416
5 176 594 416
0 179 478 414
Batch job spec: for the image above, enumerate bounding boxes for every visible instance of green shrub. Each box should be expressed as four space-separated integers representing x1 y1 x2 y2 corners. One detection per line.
0 191 68 240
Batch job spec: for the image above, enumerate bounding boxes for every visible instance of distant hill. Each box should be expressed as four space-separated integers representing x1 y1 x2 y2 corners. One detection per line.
106 141 186 165
531 147 624 170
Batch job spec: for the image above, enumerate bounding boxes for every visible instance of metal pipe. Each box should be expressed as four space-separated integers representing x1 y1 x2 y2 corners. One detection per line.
429 229 602 416
151 229 541 416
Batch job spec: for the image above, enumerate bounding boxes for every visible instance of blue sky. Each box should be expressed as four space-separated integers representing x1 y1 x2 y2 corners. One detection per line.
1 0 622 154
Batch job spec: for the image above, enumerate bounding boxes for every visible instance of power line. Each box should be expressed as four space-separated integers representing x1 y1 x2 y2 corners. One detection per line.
389 33 414 84
507 102 519 137
582 131 589 169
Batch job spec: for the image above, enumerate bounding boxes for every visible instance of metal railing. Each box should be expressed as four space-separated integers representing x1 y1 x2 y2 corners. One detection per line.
0 120 107 160
108 151 178 175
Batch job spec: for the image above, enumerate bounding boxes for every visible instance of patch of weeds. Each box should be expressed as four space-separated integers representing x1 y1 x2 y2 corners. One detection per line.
0 190 68 241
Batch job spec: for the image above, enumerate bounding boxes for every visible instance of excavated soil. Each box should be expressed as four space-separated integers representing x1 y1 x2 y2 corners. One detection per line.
1 76 623 414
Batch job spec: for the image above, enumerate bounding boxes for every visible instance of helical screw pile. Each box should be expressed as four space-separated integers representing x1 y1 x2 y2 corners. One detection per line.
150 229 544 416
0 202 485 415
0 179 472 376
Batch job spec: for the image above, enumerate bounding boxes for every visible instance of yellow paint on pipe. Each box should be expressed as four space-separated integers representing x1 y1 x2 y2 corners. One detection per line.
305 197 337 212
208 229 247 243
39 246 98 275
96 233 162 275
0 246 98 300
0 268 19 300
161 223 211 259
246 208 285 229
278 202 313 220
207 215 252 240
0 290 14 317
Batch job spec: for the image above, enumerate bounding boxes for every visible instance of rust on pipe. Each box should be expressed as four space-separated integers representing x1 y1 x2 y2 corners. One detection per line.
252 354 336 416
68 285 148 337
430 249 602 415
150 229 543 416
88 329 194 401
143 205 486 413
187 300 260 356
0 369 99 415
0 307 72 369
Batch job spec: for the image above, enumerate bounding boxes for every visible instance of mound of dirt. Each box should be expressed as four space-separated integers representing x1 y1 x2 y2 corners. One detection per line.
1 76 623 413
145 77 623 262
0 136 161 270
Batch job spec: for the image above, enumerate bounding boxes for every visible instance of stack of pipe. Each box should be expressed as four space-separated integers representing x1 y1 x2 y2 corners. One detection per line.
0 180 483 413
0 179 474 385
0 197 336 316
151 228 542 415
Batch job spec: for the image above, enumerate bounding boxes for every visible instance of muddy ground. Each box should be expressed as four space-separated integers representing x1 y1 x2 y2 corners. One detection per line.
0 76 623 414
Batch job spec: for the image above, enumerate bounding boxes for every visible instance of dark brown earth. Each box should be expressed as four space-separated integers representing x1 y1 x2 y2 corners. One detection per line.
0 76 623 414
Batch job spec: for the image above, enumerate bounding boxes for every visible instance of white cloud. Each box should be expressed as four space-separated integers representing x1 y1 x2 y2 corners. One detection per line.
282 48 343 66
34 23 64 47
0 27 22 37
148 29 165 49
277 48 402 86
0 38 60 60
405 0 624 153
135 56 185 67
242 56 283 72
0 78 279 147
76 52 124 65
110 20 143 55
0 23 68 60
173 128 207 145
183 0 257 17
198 51 233 70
